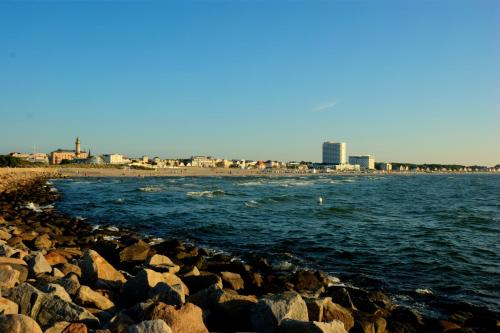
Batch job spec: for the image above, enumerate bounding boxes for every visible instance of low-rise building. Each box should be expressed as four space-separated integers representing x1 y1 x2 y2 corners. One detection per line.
349 155 375 170
103 154 125 164
379 162 392 171
50 137 88 164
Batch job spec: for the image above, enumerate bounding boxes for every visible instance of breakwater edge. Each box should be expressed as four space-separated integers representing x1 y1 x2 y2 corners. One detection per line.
0 172 498 332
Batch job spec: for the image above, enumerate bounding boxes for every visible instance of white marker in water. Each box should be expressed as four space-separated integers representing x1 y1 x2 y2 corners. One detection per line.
319 196 323 205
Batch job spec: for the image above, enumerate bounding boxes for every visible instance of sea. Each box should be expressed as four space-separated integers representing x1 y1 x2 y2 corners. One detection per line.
52 174 500 316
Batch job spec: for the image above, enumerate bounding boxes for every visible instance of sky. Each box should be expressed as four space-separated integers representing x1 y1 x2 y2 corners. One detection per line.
0 1 499 165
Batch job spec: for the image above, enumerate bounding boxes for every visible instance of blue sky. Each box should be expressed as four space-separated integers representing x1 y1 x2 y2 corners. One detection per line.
1 1 499 165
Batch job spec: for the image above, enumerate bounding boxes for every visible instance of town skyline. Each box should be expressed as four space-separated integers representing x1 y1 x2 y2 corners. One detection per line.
1 1 499 165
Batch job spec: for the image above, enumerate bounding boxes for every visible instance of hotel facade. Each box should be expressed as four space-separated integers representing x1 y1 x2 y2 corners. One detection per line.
322 141 347 164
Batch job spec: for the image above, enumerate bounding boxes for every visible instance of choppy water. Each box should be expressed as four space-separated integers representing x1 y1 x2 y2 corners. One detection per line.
53 174 500 314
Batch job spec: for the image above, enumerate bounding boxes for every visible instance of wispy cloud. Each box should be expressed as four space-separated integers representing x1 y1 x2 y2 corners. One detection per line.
314 100 338 112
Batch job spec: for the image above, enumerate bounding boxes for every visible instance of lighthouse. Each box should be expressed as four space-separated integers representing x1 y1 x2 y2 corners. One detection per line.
75 137 81 156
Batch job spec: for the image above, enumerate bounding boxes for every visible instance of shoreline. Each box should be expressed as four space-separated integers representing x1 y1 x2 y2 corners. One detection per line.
0 172 498 332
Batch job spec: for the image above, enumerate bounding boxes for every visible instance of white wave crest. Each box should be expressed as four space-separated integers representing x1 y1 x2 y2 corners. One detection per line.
138 186 162 192
186 190 224 198
25 202 42 212
416 288 433 295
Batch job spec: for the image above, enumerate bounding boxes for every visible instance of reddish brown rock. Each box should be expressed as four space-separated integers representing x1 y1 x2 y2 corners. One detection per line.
221 271 244 291
61 323 87 333
45 251 68 266
143 302 208 333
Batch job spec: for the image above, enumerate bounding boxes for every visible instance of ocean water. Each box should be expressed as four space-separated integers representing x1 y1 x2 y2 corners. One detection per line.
52 174 500 314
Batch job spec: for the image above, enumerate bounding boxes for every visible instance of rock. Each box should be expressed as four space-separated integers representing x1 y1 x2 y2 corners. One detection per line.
119 240 151 264
20 230 38 242
44 321 71 333
146 254 180 274
251 291 309 333
52 268 65 278
182 265 200 277
0 295 19 314
76 285 115 311
0 266 20 289
57 273 81 296
305 297 330 321
34 234 52 250
56 263 82 277
0 244 15 257
143 302 208 333
28 253 52 275
182 272 222 294
214 289 258 331
325 287 356 310
3 283 99 327
128 320 172 333
323 300 354 331
105 312 135 333
123 269 189 305
221 271 244 291
148 282 185 307
0 314 43 333
0 257 28 282
0 229 11 240
279 319 348 333
186 284 222 310
81 250 126 289
45 252 68 266
293 270 324 292
40 283 72 302
61 323 87 333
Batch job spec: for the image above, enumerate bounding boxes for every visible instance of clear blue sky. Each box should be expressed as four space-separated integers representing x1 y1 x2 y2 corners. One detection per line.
1 1 499 165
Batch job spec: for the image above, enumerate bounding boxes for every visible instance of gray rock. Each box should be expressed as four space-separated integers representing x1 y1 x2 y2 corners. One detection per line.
122 269 185 305
0 314 43 333
40 283 72 303
57 273 81 296
128 319 172 333
28 253 52 276
3 282 99 327
0 266 20 289
251 291 309 333
148 282 185 307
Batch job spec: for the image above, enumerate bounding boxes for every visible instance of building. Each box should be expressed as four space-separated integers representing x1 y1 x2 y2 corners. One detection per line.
10 152 49 164
322 141 347 165
50 137 88 164
349 155 375 170
327 164 360 172
379 162 392 171
189 156 216 168
103 154 125 164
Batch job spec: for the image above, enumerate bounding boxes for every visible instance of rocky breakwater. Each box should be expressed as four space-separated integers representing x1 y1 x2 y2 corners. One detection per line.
0 176 499 333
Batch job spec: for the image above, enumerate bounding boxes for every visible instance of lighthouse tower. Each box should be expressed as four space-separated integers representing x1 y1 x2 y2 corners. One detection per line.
75 137 81 156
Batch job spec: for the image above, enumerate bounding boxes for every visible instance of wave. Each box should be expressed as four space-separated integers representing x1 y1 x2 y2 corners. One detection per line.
245 200 259 208
24 202 42 212
416 288 434 295
186 190 225 198
137 186 163 192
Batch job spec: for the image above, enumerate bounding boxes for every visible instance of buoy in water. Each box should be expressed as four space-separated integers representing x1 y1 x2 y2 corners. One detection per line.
319 196 323 205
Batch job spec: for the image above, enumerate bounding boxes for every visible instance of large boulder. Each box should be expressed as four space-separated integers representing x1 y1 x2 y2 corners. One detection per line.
0 295 19 314
221 271 244 291
142 302 208 333
214 289 258 331
61 323 88 333
146 254 180 274
45 252 68 266
323 300 354 332
251 291 309 333
0 314 43 333
119 240 151 265
279 319 348 333
44 321 71 333
40 283 73 303
3 283 99 327
0 266 20 289
57 273 81 297
80 250 126 289
122 269 187 305
0 257 28 283
76 285 115 311
27 253 52 276
34 234 52 250
182 272 222 294
128 319 172 333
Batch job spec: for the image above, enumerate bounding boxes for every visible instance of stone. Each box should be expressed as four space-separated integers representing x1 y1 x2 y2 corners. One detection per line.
76 285 115 311
105 311 135 333
28 252 52 275
123 268 185 304
148 282 185 307
61 323 87 333
146 254 180 274
0 314 43 333
221 271 244 290
52 268 65 278
0 295 19 314
45 252 68 266
0 244 15 257
40 283 73 302
128 319 172 333
3 283 99 327
279 319 348 333
182 265 200 277
305 297 330 321
0 266 20 289
0 257 28 282
20 230 39 242
57 273 81 296
182 272 222 294
325 287 356 310
34 234 52 250
119 240 151 264
162 272 189 296
44 321 71 333
251 291 309 333
81 249 126 288
143 302 208 333
293 270 324 292
0 229 11 240
56 263 82 277
323 300 354 331
214 289 258 331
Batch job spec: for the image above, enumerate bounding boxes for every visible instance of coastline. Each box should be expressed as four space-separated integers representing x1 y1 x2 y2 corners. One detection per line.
0 171 498 332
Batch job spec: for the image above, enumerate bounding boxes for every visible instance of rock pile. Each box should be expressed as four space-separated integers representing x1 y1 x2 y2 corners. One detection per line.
0 176 498 333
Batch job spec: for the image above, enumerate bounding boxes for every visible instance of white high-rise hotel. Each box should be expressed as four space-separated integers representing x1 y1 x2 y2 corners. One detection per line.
322 141 347 164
